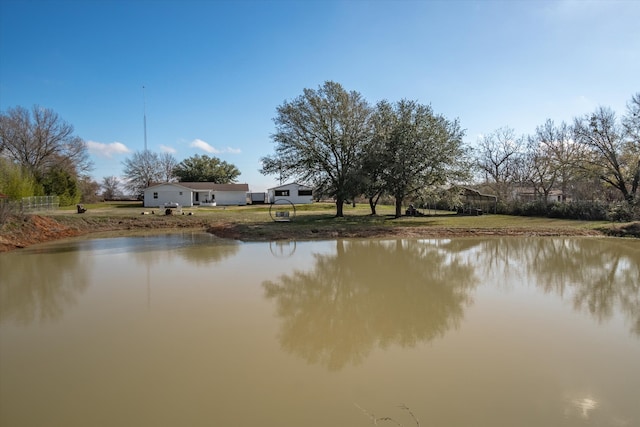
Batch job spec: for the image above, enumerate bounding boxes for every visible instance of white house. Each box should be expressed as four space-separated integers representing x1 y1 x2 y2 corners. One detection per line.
144 182 249 208
513 187 572 203
267 182 313 204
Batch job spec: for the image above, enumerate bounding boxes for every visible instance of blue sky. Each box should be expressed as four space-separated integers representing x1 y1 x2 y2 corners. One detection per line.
1 0 638 192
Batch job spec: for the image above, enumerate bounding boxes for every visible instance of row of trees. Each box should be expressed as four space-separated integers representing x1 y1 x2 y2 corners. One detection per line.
261 81 639 219
117 152 240 198
475 93 639 218
0 106 98 206
2 86 638 220
0 105 241 204
260 81 470 217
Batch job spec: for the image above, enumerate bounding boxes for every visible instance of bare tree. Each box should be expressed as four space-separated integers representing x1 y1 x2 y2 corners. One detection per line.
623 92 640 146
475 127 525 203
525 120 584 204
101 176 121 200
0 105 92 181
122 150 163 197
573 106 639 205
158 152 178 182
622 93 640 204
523 135 557 205
78 176 101 203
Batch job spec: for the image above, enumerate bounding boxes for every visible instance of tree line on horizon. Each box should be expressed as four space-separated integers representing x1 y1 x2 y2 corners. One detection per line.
0 103 241 206
1 83 638 220
261 81 639 219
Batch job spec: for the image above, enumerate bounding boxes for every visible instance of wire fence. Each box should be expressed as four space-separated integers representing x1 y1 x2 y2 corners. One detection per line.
0 195 59 221
19 195 60 212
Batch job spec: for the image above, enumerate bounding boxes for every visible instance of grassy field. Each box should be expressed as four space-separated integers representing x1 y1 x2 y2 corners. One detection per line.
54 200 617 235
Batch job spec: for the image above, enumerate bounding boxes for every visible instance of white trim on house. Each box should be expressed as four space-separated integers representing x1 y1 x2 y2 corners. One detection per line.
267 182 313 204
143 182 249 207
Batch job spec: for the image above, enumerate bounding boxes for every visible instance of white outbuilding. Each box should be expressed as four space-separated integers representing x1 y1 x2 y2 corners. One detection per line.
143 182 249 208
267 182 313 204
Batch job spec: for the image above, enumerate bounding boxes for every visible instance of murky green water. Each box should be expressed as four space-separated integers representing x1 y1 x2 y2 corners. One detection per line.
1 233 639 426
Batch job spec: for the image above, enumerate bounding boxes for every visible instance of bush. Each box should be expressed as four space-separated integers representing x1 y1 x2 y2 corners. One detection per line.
0 200 20 225
607 202 639 222
504 199 611 220
548 201 608 220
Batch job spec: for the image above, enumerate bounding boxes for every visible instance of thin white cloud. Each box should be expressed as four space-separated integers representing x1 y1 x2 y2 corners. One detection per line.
189 139 241 154
190 138 220 154
86 140 131 158
160 144 177 154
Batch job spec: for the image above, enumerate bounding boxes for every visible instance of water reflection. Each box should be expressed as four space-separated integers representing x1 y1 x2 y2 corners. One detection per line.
1 234 638 426
0 232 239 325
475 238 640 336
0 247 90 325
125 233 240 267
263 239 478 370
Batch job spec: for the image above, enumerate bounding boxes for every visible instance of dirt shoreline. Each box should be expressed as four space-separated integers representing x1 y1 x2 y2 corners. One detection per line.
1 214 638 252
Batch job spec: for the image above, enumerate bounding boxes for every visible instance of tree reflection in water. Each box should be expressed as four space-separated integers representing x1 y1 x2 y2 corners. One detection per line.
0 232 240 326
263 239 478 371
476 237 640 337
0 246 90 325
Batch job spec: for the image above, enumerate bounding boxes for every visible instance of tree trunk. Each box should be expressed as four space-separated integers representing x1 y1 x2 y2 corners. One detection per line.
394 197 403 218
368 197 377 215
335 198 344 217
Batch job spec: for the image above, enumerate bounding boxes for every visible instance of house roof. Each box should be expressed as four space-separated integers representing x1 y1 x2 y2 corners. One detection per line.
268 182 312 191
0 193 8 199
146 182 249 191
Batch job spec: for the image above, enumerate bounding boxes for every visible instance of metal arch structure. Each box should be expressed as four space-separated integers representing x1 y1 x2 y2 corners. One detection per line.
269 240 297 258
269 199 296 222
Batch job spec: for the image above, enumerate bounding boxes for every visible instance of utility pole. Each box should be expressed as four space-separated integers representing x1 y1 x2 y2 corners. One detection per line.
143 85 148 151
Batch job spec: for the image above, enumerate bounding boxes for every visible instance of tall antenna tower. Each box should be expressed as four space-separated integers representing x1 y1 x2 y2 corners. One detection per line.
143 85 148 151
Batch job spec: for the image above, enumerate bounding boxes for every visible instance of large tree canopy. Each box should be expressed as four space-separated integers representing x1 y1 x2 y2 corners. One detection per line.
0 105 92 181
261 81 372 217
173 154 240 183
370 99 469 217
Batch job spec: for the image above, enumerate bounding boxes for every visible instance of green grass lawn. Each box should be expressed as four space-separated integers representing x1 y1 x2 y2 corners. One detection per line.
56 200 612 232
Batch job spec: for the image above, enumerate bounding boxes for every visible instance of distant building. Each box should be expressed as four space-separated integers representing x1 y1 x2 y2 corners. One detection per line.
453 186 498 214
143 182 249 207
267 182 313 204
513 187 571 203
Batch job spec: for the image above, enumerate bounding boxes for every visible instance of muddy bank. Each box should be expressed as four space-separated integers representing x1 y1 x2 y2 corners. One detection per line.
205 222 610 242
0 214 212 252
1 214 638 253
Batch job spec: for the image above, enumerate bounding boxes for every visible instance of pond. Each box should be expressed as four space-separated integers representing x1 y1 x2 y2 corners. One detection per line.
1 232 639 426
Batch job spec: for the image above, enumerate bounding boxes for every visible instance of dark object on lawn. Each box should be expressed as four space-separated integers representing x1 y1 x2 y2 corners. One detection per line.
405 204 424 217
76 204 87 214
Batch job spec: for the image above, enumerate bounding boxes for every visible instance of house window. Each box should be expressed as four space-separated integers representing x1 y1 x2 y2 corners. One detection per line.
275 190 289 196
298 189 312 196
153 192 158 199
